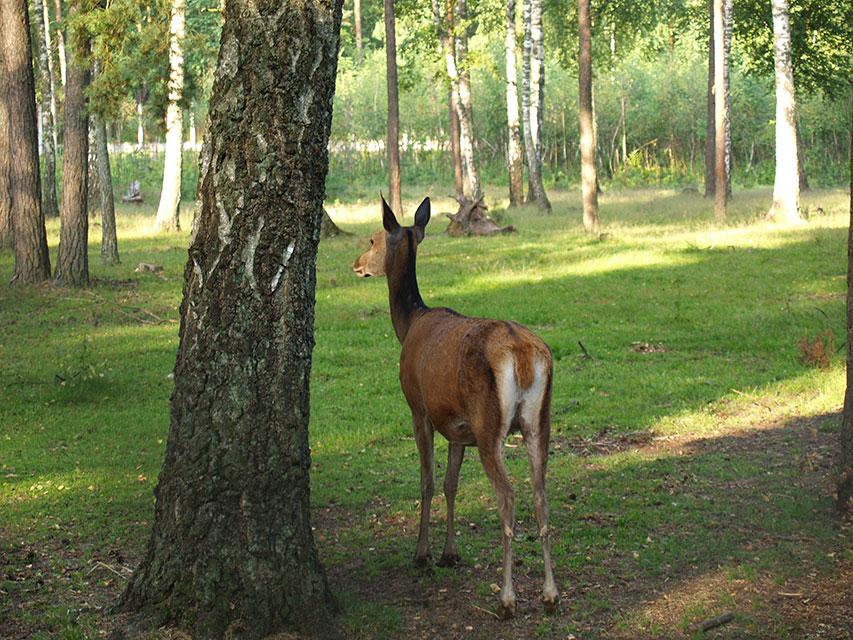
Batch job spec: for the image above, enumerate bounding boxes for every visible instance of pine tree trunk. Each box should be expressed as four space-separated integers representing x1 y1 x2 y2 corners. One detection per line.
839 92 853 513
0 44 12 250
93 94 119 265
1 0 51 283
384 0 401 216
704 0 715 198
522 0 550 214
767 0 801 223
578 0 599 234
155 0 185 232
54 22 89 288
505 0 523 206
32 0 59 219
713 0 726 221
115 0 343 636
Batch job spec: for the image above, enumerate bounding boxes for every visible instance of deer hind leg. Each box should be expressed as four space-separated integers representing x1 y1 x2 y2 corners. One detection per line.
478 438 516 620
412 415 435 568
437 443 465 567
520 365 559 613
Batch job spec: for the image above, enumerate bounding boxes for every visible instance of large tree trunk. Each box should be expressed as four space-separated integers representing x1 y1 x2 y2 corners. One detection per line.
713 0 726 221
578 0 599 234
766 0 802 222
92 64 119 266
32 0 59 219
115 0 343 636
384 0 401 216
839 91 853 513
522 0 550 213
704 0 715 198
54 19 89 288
505 0 523 206
1 0 51 283
0 45 12 250
154 0 185 232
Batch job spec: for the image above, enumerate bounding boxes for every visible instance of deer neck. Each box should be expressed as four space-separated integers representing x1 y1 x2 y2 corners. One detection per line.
387 235 428 344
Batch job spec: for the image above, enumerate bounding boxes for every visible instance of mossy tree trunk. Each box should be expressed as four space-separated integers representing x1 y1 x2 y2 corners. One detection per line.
115 0 343 637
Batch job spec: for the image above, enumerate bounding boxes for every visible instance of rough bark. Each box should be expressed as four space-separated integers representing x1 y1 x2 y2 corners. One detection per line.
115 0 343 636
154 0 185 232
92 80 119 266
838 87 853 513
384 0 401 216
713 0 726 221
0 45 12 250
578 0 599 234
1 0 51 283
766 0 802 223
54 23 89 288
32 0 59 219
521 0 550 214
704 0 715 198
505 0 523 206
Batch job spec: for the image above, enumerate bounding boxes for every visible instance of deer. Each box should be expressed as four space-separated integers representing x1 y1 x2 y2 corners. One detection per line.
352 196 558 619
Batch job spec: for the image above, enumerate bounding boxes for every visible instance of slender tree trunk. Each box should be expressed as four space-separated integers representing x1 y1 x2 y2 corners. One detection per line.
723 0 732 199
0 45 13 249
53 0 66 87
578 0 599 234
93 64 119 266
767 0 801 223
384 0 401 216
839 86 853 513
32 0 59 219
155 0 185 232
522 0 550 213
713 0 726 221
116 0 343 636
704 0 715 198
1 0 51 283
54 20 89 287
449 89 463 199
354 0 362 64
453 0 481 200
505 0 523 206
797 126 810 191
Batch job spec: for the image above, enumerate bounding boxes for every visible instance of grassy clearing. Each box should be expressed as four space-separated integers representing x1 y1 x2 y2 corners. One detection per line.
1 185 851 639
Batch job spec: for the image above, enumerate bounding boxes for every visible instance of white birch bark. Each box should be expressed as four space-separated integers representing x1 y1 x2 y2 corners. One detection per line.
505 0 523 205
155 0 185 232
767 0 802 223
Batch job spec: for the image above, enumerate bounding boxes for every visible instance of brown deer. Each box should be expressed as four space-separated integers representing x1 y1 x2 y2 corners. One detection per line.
353 196 558 619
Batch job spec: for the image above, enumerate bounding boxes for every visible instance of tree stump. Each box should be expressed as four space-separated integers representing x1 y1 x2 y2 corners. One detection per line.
444 194 517 237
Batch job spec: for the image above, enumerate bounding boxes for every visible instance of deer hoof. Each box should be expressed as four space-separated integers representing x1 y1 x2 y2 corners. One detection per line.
543 596 559 615
436 552 460 567
412 553 432 570
496 602 515 620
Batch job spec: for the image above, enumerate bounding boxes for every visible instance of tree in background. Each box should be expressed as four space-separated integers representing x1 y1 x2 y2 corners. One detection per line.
115 0 343 635
505 0 523 206
766 0 801 223
54 3 90 287
0 46 12 250
154 0 186 232
840 100 853 512
712 0 727 220
522 0 550 213
93 61 119 266
384 0 401 216
577 0 599 233
32 0 60 219
1 0 51 284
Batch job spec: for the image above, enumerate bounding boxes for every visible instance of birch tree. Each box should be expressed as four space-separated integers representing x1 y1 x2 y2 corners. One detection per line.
713 0 727 220
384 0 401 215
766 0 802 223
521 0 550 213
505 0 523 206
154 0 186 232
578 0 599 234
115 0 343 635
32 0 59 219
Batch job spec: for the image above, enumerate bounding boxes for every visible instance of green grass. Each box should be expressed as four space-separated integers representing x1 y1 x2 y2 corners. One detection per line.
1 185 851 639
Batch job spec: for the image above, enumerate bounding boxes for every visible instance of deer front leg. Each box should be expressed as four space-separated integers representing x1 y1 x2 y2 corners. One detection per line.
437 443 465 567
478 440 516 619
412 416 434 568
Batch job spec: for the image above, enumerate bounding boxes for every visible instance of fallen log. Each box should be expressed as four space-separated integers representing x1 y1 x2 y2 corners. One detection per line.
444 194 516 237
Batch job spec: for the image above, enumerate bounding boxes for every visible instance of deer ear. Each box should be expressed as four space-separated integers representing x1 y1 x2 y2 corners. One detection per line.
382 194 400 233
413 197 431 236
